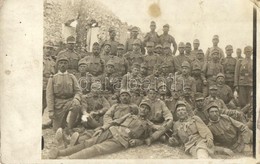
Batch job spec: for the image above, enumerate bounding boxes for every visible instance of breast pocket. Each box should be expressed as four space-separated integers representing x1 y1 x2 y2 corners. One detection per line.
64 80 74 94
53 82 62 94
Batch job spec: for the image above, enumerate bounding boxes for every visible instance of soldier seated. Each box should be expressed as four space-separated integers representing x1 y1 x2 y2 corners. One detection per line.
168 101 214 159
49 100 154 159
207 103 253 153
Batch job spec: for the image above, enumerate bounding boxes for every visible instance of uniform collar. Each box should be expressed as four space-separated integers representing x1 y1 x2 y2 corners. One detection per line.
57 70 68 75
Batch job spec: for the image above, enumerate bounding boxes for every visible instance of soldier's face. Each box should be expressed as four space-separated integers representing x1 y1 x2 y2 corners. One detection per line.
150 25 156 31
193 43 199 49
92 46 100 55
236 49 242 56
161 67 168 74
133 44 140 51
139 104 150 117
106 65 115 74
154 68 160 75
197 53 204 60
208 108 220 121
163 27 169 33
163 48 171 54
176 106 188 120
216 77 225 85
182 67 189 75
132 67 140 76
78 64 87 73
104 45 111 53
245 50 252 58
209 89 217 97
212 39 219 46
183 88 191 97
185 46 191 54
148 90 157 100
226 49 233 56
119 93 130 104
178 47 185 54
43 47 53 56
109 31 116 38
67 43 75 50
159 86 167 95
140 67 148 75
58 60 69 72
147 46 154 53
195 99 204 109
117 49 124 56
155 47 162 54
132 31 138 38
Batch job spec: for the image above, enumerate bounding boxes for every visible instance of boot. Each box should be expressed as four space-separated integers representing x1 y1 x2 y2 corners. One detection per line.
58 143 86 157
69 132 79 147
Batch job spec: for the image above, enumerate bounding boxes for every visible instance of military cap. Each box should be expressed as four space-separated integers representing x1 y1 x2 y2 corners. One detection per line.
106 60 115 66
163 24 170 28
146 42 155 47
56 56 69 63
139 100 152 110
131 26 139 32
44 41 55 48
181 61 191 68
178 42 185 48
206 102 219 113
209 85 218 90
155 44 163 49
120 89 131 96
186 42 191 47
132 39 142 45
158 82 167 89
150 21 156 26
198 49 204 54
163 42 171 48
244 46 253 52
104 42 111 47
117 44 124 50
132 62 141 69
225 45 233 50
193 39 200 44
192 63 201 71
216 73 225 79
175 100 187 109
212 35 219 40
141 62 148 69
195 92 204 101
108 27 116 32
66 36 76 44
211 48 220 55
78 59 88 66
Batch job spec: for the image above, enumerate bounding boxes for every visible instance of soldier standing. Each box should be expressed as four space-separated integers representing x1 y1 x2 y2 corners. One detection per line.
221 45 237 90
121 63 142 91
168 101 214 159
161 42 175 74
57 36 80 75
124 26 145 54
46 56 81 132
116 44 129 76
191 49 205 70
236 48 244 61
215 73 233 104
205 35 224 62
143 21 160 46
101 27 120 56
143 42 162 75
185 42 196 62
234 46 253 108
124 39 144 68
191 39 200 57
191 63 207 96
207 103 252 153
159 24 177 55
75 59 92 95
173 42 190 73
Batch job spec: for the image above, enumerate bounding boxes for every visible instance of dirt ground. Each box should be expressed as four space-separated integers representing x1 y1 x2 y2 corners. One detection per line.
42 110 252 159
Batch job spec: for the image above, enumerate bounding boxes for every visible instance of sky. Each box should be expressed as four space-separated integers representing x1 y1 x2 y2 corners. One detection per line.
99 0 254 56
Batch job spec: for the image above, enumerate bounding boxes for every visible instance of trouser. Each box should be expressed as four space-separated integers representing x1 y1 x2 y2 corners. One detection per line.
53 99 81 131
189 140 212 159
42 90 47 115
238 86 252 108
58 129 124 159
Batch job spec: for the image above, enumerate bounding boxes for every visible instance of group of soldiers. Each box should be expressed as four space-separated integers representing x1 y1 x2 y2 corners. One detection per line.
43 21 253 159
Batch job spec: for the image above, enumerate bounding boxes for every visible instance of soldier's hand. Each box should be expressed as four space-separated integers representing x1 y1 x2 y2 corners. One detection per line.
129 139 136 147
49 111 55 120
92 129 103 137
168 137 179 146
203 80 207 86
206 138 214 148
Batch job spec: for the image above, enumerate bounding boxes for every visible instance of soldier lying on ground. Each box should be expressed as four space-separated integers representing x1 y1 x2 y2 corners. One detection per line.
48 100 154 159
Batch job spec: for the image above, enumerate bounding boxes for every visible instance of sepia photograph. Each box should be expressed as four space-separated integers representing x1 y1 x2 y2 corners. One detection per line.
40 0 255 160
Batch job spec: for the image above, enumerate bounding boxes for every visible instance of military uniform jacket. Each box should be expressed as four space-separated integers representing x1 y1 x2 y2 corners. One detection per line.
221 56 237 82
205 46 224 62
172 116 213 152
109 114 153 148
81 94 110 115
102 103 139 130
144 31 160 46
159 34 177 53
102 39 120 56
83 55 105 76
143 53 163 75
160 54 175 73
175 75 196 98
46 71 81 112
216 84 233 104
43 56 56 90
234 57 253 87
173 54 190 73
74 72 93 95
125 38 145 54
57 49 80 74
123 51 144 67
207 114 252 147
121 73 142 91
202 61 223 81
